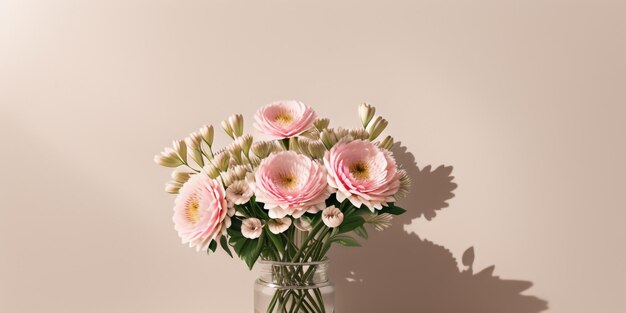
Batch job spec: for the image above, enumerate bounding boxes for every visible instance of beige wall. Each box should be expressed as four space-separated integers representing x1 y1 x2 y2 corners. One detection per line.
1 1 625 312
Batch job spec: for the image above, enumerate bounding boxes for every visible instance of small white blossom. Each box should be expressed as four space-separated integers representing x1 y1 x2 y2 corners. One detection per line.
322 206 344 228
226 180 254 208
268 217 292 234
241 218 263 239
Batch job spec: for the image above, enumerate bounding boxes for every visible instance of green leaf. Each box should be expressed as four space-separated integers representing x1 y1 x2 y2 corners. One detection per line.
330 234 361 247
337 215 365 234
354 225 369 239
243 232 265 270
207 240 218 254
266 229 285 255
220 236 233 258
379 203 406 215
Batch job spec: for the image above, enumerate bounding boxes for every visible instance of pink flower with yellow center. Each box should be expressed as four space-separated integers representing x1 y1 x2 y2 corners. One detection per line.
324 139 401 211
173 173 232 251
254 151 330 218
254 100 317 139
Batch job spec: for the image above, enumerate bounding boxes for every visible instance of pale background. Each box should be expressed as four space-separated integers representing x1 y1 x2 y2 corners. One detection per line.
1 1 625 312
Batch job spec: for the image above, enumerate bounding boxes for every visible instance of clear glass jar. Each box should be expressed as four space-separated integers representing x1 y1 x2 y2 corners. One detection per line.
254 259 335 313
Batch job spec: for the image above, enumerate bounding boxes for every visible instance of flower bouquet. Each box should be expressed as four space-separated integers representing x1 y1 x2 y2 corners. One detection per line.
155 101 410 312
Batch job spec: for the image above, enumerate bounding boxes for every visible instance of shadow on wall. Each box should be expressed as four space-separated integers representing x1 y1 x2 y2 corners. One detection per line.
330 143 548 313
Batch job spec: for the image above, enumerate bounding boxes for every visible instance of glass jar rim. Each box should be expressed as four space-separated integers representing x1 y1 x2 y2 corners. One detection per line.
257 257 329 266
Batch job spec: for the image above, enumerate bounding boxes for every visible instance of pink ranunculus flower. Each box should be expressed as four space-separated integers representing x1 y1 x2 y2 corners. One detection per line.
173 173 233 251
254 100 317 139
324 139 401 211
254 151 330 218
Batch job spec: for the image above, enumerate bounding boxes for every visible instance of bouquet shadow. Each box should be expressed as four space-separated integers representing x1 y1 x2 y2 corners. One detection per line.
329 143 548 313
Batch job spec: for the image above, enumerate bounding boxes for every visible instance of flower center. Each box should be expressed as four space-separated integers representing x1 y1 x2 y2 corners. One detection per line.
274 112 293 124
185 197 201 225
277 174 297 189
350 161 370 180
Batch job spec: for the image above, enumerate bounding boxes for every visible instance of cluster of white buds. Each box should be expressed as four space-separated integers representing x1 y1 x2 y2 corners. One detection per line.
203 163 221 179
227 143 244 165
248 153 262 168
319 127 369 149
236 134 254 157
222 165 250 186
299 129 321 140
222 114 244 139
359 103 388 141
378 135 394 150
171 170 192 184
366 116 388 141
163 170 193 194
349 128 369 140
314 118 330 131
154 147 183 167
173 139 187 164
359 103 376 128
289 137 327 159
211 151 230 172
165 181 183 194
250 141 283 159
185 132 205 167
200 125 214 147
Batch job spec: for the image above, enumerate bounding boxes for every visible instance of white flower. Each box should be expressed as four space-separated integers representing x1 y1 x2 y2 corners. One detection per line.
241 218 263 239
226 180 254 208
268 217 292 234
322 206 344 228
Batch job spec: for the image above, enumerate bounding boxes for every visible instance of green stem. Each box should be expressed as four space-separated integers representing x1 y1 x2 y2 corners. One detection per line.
290 222 324 262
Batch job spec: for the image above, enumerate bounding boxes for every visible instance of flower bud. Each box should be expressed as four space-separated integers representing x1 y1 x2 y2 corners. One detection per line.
154 154 183 167
314 118 330 131
320 129 338 149
359 103 376 128
221 119 235 139
165 181 183 194
227 143 244 165
289 137 310 155
334 127 350 140
237 134 253 156
228 114 244 138
187 132 202 148
349 128 369 140
307 140 326 159
200 125 214 147
171 171 192 183
300 129 320 140
366 116 388 141
221 170 236 186
212 152 230 171
379 135 394 150
322 206 344 228
251 141 272 158
223 165 248 186
173 139 187 163
185 136 204 167
203 164 221 179
153 148 183 167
